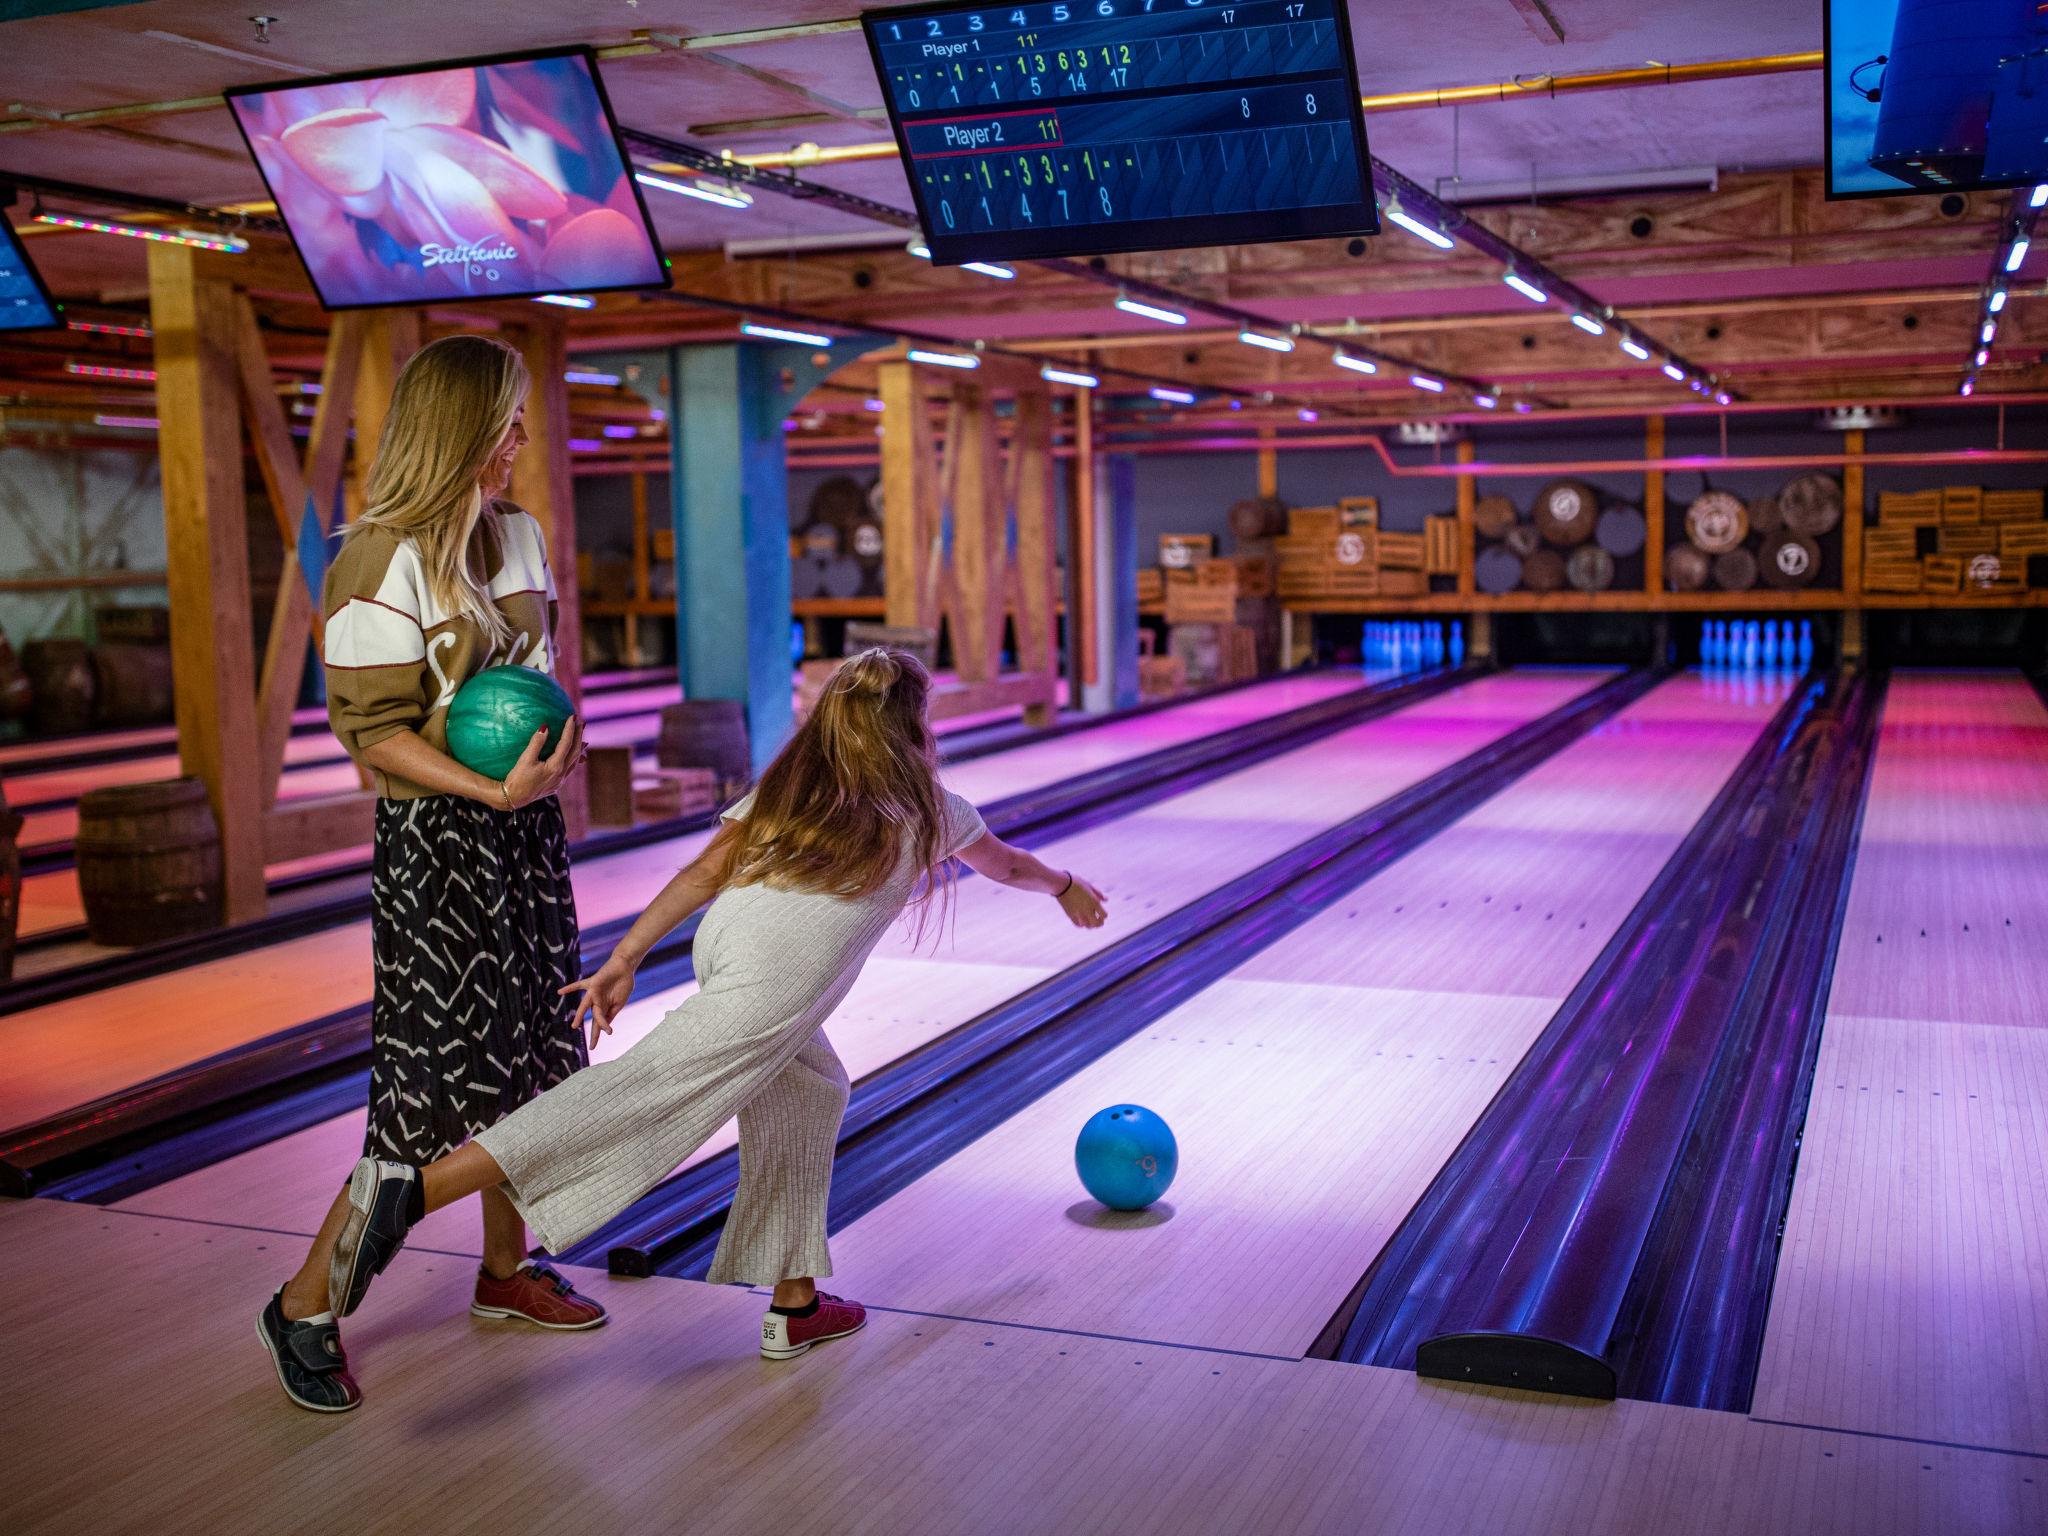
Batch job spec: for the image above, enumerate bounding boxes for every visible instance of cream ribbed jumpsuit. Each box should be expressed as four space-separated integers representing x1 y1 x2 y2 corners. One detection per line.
476 790 986 1284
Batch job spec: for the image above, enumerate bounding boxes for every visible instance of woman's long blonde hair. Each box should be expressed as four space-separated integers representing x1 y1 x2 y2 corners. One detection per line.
727 649 953 937
349 334 528 648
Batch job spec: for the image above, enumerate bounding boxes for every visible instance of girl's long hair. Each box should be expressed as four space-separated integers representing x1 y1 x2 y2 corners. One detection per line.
347 334 528 650
727 648 953 937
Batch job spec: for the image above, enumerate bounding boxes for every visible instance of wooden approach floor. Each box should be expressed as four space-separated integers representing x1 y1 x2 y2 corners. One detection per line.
0 670 1373 1139
106 669 1599 1251
1751 672 2048 1461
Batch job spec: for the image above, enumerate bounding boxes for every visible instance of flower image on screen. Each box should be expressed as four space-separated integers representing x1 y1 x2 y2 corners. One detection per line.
227 48 667 309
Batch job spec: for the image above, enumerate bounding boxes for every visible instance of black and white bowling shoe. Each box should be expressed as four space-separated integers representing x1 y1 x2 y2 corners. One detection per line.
257 1290 361 1413
328 1156 420 1318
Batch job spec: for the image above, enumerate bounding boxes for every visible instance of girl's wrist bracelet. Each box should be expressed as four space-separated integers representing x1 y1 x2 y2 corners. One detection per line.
498 779 514 811
1056 870 1075 898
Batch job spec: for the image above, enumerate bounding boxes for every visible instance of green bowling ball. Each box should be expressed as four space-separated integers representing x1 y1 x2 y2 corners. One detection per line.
444 665 574 781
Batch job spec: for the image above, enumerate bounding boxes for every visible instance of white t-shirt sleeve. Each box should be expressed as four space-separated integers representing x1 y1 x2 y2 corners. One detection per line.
942 790 988 856
720 789 756 826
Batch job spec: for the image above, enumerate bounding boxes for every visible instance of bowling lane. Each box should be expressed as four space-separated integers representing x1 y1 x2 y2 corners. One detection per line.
823 671 1793 1357
0 669 1398 1138
106 669 1608 1250
1749 672 2048 1457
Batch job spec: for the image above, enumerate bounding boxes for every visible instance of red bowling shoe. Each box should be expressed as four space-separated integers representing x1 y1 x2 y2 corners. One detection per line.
760 1293 867 1360
471 1260 609 1330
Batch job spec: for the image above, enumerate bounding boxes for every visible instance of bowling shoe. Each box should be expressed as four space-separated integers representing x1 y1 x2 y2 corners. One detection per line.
329 1156 420 1318
257 1290 361 1413
471 1260 609 1330
759 1293 867 1360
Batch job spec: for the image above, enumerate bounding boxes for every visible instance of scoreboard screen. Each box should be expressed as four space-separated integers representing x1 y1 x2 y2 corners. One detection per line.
0 217 60 332
862 0 1379 264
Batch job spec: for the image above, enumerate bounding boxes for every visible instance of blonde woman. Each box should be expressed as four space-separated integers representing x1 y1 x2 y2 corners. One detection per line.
259 335 599 1414
277 650 1106 1403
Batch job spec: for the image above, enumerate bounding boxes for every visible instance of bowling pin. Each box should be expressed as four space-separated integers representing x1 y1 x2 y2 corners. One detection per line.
1796 619 1814 668
1762 621 1778 669
1743 621 1760 670
1703 621 1720 667
1449 620 1465 667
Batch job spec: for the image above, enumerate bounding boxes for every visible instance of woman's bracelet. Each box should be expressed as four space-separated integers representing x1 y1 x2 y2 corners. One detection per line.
1056 870 1075 898
498 779 514 811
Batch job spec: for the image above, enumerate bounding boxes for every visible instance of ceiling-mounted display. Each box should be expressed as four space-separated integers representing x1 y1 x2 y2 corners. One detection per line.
226 47 668 309
863 0 1379 263
0 216 60 331
1825 0 2048 198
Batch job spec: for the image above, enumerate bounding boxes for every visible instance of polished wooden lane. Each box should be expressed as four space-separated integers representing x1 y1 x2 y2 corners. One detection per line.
0 672 1388 1145
2 1199 2032 1536
1751 672 2048 1458
107 671 1606 1248
824 672 1792 1356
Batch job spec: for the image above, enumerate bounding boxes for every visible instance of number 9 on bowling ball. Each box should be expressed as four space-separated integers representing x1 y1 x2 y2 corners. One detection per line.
1075 1104 1178 1211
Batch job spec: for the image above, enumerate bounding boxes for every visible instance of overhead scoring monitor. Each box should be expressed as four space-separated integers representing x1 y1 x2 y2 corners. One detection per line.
863 0 1380 264
0 215 60 332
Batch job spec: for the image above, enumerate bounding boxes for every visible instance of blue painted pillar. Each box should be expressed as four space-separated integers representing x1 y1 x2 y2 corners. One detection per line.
664 337 883 775
1106 452 1140 709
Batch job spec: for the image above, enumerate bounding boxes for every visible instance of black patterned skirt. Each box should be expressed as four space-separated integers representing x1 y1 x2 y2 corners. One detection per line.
364 794 587 1163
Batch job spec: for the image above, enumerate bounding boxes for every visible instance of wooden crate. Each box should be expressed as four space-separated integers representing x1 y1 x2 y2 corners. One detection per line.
632 766 717 821
1863 559 1923 594
1377 531 1426 571
1940 486 1984 525
1424 516 1460 575
1165 584 1276 626
1377 569 1429 598
1920 555 1962 594
1338 497 1380 529
1288 506 1341 540
1938 526 1998 558
1192 556 1273 598
1983 489 2046 523
1876 490 1943 526
1963 552 2023 594
586 746 637 827
1864 528 1918 563
1159 533 1214 572
1136 567 1164 605
1999 523 2048 560
653 527 675 561
1138 655 1186 699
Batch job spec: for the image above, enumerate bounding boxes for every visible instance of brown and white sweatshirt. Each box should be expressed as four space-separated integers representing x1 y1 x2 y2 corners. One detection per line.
323 503 559 799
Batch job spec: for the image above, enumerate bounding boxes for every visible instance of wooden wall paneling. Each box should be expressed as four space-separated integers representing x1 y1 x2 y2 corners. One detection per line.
1071 390 1098 688
147 244 265 925
1644 415 1667 595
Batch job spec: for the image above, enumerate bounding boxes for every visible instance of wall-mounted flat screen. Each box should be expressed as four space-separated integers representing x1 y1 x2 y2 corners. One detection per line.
863 0 1379 263
227 47 668 309
0 216 60 331
1826 0 2048 198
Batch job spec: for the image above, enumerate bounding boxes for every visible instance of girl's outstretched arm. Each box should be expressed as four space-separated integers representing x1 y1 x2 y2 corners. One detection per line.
955 831 1108 929
561 824 740 1043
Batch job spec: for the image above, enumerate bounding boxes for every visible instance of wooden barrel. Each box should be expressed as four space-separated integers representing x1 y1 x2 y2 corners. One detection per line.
1684 490 1748 554
0 628 30 720
1567 545 1616 592
791 554 829 600
849 518 885 596
1472 495 1518 540
1779 472 1844 536
799 522 842 560
1596 505 1648 558
93 642 175 725
1522 548 1568 592
1505 524 1543 558
819 555 864 600
808 474 866 534
22 638 96 734
657 701 750 791
75 778 223 946
0 778 20 983
1475 546 1522 595
1228 496 1288 543
1760 531 1821 589
1712 546 1759 591
845 622 939 670
1666 544 1711 592
1747 492 1785 535
1534 479 1599 547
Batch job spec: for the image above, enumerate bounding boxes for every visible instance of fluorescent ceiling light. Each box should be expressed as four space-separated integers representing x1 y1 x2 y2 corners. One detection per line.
564 369 621 386
1513 400 1533 413
635 171 752 209
35 211 246 252
68 319 151 337
741 321 832 346
1661 362 1686 382
2005 238 2030 273
1975 348 1990 366
1117 296 1188 326
863 397 885 411
1411 374 1445 392
2033 184 2048 209
1439 165 1719 204
601 424 640 439
1385 202 1455 250
1238 330 1293 352
1503 271 1549 304
1148 386 1196 404
1570 313 1606 336
963 261 1015 279
1620 337 1652 361
1333 352 1378 375
907 241 932 258
66 362 156 381
1473 393 1497 408
1989 289 2008 313
568 437 604 451
1297 408 1318 422
93 413 158 429
534 294 595 309
1714 392 1732 405
1039 365 1098 388
906 348 979 369
1960 379 1975 397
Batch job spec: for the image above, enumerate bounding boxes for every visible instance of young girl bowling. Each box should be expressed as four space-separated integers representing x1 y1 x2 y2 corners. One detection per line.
271 646 1107 1409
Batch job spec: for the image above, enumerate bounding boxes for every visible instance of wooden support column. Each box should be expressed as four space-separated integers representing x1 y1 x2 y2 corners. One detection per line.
1841 427 1866 659
1012 387 1058 727
149 245 265 925
628 470 650 664
1644 415 1667 596
1470 610 1495 662
1256 428 1278 499
949 383 1001 684
509 316 588 839
878 358 937 632
1069 389 1098 689
1455 439 1476 600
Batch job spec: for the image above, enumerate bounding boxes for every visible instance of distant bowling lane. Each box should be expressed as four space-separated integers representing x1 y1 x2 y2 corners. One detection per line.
1749 673 2048 1457
0 670 1401 1143
821 671 1795 1357
104 669 1607 1252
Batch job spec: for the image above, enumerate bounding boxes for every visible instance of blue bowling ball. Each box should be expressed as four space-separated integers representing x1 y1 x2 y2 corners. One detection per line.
1075 1104 1178 1211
